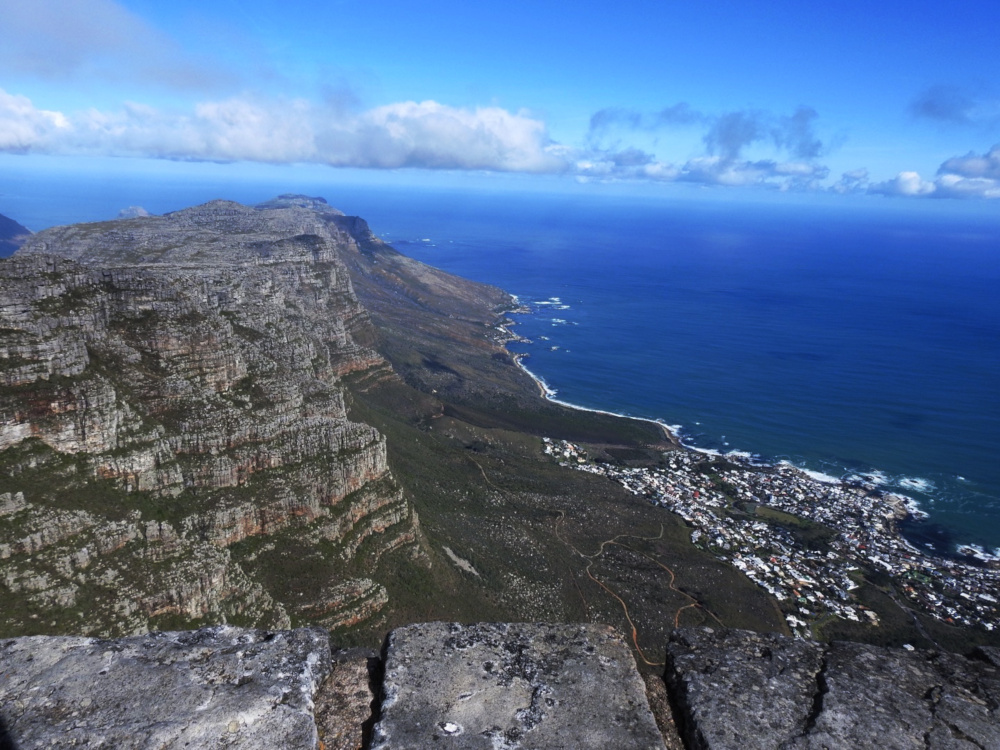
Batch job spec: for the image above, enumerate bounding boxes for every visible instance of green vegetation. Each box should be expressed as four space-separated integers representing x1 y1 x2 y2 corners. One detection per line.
334 371 786 662
754 505 836 552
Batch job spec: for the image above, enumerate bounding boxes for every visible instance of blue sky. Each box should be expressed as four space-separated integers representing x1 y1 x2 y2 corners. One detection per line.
1 0 999 202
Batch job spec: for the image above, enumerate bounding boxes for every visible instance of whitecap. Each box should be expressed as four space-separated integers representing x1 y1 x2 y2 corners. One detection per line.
858 471 888 485
898 477 935 493
799 468 841 484
887 493 929 519
957 543 1000 562
776 461 840 484
689 445 723 457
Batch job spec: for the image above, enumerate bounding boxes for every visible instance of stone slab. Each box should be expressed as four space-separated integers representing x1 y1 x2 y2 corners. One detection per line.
371 621 666 749
665 627 1000 750
665 627 824 749
0 625 331 749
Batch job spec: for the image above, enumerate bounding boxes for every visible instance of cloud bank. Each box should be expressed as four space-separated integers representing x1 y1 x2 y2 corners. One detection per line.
869 144 1000 199
0 90 566 173
581 103 830 190
2 85 998 199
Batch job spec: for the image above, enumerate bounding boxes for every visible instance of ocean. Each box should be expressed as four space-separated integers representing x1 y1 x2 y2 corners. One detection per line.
3 165 1000 554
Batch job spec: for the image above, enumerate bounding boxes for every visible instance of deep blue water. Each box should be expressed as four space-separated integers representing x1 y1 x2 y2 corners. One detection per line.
3 168 1000 552
361 191 1000 555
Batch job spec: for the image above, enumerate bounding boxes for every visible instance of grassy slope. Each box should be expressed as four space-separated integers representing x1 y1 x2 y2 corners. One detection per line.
333 225 1000 659
330 230 787 666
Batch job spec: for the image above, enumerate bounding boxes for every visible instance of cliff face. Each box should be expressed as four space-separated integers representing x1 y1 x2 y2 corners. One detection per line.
0 197 424 637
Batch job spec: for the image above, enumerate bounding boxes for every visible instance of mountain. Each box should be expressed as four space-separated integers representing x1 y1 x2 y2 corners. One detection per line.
1 198 419 636
1 197 994 660
0 213 31 258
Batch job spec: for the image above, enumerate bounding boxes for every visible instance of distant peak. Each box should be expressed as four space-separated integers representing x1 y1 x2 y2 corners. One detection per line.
256 195 345 215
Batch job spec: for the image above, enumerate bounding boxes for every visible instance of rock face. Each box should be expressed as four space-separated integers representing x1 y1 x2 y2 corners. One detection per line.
0 625 332 749
0 197 424 637
371 622 667 750
665 627 1000 750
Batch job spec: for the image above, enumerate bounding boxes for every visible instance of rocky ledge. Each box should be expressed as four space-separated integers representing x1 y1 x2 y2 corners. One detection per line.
0 625 332 749
665 627 1000 749
3 624 999 749
371 622 665 749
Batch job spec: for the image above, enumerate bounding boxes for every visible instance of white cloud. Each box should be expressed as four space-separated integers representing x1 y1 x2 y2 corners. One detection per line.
6 76 999 198
573 151 828 190
324 101 566 172
0 89 567 174
934 173 1000 199
870 171 937 197
0 89 69 151
676 156 827 189
867 146 1000 199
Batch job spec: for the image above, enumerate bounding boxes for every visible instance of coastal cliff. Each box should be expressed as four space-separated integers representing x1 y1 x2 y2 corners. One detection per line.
0 198 423 637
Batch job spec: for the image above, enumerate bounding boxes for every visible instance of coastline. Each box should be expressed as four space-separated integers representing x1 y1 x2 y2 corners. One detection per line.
512 351 681 445
498 303 1000 567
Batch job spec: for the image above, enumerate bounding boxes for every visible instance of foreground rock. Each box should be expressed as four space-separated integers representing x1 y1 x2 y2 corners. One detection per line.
372 621 666 749
0 625 331 749
665 627 1000 749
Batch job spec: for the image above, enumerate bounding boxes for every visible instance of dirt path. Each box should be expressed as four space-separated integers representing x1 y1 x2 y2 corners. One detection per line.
553 511 722 667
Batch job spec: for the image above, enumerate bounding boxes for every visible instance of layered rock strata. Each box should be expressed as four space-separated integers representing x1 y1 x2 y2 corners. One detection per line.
0 197 423 637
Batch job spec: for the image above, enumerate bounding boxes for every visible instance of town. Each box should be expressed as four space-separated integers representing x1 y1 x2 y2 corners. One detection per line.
543 438 1000 636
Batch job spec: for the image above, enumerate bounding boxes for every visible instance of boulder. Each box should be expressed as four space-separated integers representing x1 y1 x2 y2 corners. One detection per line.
0 625 331 749
665 627 1000 750
371 621 666 749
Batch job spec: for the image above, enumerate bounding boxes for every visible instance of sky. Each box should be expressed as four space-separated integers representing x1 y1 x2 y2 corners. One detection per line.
1 0 999 203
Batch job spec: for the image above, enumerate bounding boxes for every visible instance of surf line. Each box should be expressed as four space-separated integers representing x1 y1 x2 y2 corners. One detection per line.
510 349 679 444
